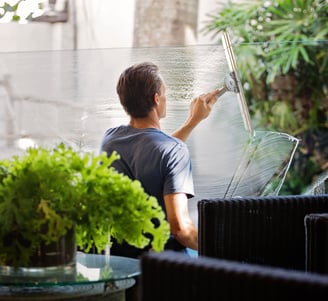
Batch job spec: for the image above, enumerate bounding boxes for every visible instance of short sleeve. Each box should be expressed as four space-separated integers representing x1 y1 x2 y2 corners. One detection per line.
162 142 194 198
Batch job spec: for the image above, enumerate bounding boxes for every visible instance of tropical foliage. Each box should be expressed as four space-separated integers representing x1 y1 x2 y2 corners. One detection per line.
204 0 328 194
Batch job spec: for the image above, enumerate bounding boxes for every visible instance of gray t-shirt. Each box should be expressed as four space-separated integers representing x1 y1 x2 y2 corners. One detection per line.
100 125 194 212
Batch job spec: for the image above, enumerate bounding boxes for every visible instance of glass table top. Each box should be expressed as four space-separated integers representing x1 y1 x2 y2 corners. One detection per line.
0 253 140 299
0 252 140 286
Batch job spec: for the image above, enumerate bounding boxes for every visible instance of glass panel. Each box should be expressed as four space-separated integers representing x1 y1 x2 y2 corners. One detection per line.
0 43 299 203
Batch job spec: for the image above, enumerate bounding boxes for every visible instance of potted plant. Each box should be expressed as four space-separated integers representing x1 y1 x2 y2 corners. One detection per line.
0 143 169 276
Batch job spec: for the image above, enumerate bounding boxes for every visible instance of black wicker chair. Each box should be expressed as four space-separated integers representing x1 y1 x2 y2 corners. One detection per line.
305 213 328 274
140 251 328 301
198 194 328 271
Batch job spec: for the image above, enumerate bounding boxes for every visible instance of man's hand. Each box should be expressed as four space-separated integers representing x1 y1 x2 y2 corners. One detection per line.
172 88 222 141
189 88 221 124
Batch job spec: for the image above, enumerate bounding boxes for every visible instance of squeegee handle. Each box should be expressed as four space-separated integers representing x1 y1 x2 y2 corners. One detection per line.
217 85 228 97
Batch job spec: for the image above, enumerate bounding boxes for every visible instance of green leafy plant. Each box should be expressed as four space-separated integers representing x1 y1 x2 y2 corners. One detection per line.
204 0 328 194
0 144 170 267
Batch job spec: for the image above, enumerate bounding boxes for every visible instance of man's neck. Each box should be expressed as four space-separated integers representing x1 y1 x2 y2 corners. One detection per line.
129 116 160 130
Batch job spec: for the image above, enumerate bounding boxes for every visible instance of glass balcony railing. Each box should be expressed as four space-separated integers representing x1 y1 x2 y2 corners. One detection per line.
0 38 326 201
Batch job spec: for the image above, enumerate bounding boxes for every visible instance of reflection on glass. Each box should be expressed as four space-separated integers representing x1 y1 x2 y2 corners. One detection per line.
76 252 112 281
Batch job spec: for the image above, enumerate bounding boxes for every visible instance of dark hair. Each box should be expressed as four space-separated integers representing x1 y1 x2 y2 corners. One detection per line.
116 62 163 118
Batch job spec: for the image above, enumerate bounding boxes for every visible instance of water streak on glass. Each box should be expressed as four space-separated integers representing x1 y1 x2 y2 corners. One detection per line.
0 46 298 222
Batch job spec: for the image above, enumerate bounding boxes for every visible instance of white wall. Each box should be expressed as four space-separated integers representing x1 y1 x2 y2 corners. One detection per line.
0 0 220 52
0 22 74 52
74 0 135 49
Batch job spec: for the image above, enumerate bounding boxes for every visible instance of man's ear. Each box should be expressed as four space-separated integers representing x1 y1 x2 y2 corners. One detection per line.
153 93 160 105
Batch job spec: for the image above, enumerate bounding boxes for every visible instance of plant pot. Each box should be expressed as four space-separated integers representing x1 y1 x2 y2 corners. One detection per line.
0 229 77 283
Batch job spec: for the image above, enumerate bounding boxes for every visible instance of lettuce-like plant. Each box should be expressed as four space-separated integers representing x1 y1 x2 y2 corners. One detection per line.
0 144 170 267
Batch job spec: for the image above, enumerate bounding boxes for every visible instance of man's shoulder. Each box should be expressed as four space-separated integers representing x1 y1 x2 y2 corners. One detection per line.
150 130 186 147
103 126 187 154
104 125 137 140
104 125 127 134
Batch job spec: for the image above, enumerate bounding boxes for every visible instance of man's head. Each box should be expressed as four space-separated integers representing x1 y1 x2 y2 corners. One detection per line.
116 62 165 118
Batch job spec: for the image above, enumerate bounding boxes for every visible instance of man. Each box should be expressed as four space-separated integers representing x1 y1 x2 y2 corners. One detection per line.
100 62 220 258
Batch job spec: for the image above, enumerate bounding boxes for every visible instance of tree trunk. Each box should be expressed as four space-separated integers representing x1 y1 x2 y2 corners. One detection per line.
133 0 199 47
